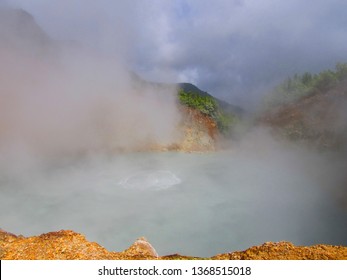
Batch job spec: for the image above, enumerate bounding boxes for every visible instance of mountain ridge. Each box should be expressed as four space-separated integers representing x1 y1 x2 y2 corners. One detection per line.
178 82 244 116
0 7 53 51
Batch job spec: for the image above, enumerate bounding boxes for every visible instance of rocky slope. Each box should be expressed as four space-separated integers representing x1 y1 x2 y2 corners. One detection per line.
260 78 347 151
156 106 219 152
1 229 347 260
178 107 219 152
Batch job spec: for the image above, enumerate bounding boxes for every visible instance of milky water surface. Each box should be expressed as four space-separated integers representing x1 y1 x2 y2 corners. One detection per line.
1 149 347 257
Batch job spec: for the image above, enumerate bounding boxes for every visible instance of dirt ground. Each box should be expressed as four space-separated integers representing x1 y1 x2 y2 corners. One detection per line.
1 229 346 260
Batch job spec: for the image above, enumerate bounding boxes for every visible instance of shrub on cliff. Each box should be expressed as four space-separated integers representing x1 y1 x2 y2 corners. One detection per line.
263 62 347 109
178 89 237 135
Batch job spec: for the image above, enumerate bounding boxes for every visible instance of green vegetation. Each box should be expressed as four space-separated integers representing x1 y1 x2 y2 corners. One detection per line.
264 62 347 108
179 89 218 116
178 89 237 134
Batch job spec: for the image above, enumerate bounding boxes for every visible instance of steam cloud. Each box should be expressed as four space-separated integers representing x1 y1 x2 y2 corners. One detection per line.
0 6 181 168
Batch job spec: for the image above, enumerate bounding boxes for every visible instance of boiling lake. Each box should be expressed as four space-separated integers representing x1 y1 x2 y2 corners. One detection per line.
1 143 346 257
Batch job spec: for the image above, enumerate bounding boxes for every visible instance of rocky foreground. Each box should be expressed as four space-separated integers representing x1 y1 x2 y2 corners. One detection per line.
1 229 346 260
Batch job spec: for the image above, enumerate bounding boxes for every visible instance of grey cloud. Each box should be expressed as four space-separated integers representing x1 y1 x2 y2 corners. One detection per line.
161 1 347 107
131 0 347 108
6 0 347 109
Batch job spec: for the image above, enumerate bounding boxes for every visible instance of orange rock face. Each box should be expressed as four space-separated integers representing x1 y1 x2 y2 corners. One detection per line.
173 107 219 152
0 229 158 260
1 229 347 260
213 242 347 260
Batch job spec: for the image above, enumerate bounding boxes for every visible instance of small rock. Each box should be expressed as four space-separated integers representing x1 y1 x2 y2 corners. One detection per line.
124 237 158 258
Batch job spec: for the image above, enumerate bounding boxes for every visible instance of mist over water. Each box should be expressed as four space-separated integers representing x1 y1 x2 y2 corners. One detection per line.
1 129 346 257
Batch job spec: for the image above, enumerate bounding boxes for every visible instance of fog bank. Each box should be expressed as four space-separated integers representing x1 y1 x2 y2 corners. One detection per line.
0 6 182 168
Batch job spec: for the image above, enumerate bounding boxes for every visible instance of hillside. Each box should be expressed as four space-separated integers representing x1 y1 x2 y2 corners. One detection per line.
128 70 243 149
130 72 242 137
178 83 244 116
260 64 347 151
0 7 53 52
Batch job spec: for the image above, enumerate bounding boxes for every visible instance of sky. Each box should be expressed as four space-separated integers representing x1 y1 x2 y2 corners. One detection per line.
3 0 347 108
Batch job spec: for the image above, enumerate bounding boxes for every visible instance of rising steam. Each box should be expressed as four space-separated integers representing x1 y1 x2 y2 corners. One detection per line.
0 6 182 166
